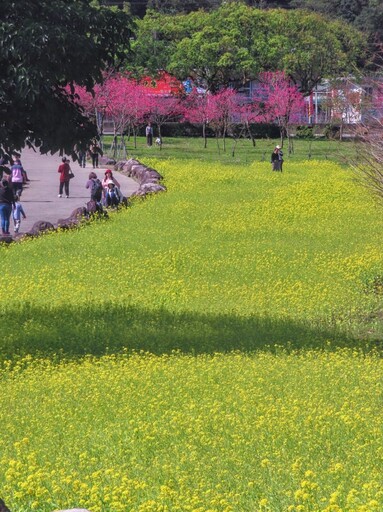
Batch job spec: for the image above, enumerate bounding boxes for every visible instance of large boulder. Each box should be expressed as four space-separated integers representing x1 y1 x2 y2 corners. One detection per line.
27 220 55 237
57 217 79 230
99 156 116 166
70 207 88 219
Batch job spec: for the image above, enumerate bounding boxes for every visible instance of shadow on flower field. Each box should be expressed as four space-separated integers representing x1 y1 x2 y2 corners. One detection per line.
0 303 367 360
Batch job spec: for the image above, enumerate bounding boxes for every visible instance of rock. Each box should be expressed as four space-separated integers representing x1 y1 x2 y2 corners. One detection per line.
86 200 98 214
0 235 14 244
57 217 77 229
99 156 116 166
70 207 88 219
139 183 166 194
0 498 11 512
122 158 140 173
27 220 55 236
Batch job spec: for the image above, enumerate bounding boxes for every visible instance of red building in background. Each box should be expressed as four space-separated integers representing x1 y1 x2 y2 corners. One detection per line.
140 71 184 97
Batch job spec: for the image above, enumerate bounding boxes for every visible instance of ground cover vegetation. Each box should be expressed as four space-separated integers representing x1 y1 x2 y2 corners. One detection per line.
1 350 383 512
1 156 383 510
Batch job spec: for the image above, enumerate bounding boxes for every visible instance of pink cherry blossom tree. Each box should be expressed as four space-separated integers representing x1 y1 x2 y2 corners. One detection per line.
147 94 183 143
182 90 211 148
207 88 238 153
256 71 305 152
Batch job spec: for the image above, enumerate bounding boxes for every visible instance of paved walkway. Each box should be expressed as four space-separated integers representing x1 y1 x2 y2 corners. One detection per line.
14 148 138 234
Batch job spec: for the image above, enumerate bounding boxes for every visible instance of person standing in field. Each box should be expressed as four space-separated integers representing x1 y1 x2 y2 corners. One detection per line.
146 122 153 147
57 156 72 198
271 146 282 172
12 193 26 233
0 179 15 235
276 144 284 172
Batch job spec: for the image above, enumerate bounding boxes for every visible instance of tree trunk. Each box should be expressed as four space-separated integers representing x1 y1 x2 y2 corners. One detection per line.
203 122 207 149
246 121 256 147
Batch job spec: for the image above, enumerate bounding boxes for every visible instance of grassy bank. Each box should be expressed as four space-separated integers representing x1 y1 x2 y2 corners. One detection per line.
0 158 381 358
103 135 352 167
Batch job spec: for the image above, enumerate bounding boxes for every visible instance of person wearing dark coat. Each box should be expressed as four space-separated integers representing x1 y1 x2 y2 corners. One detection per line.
0 179 16 235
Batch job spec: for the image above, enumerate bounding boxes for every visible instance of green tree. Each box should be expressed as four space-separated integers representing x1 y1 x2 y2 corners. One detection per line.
132 4 366 93
0 0 132 158
290 0 383 63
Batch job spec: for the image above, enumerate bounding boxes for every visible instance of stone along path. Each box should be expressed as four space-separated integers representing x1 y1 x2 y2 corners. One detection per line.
17 148 139 234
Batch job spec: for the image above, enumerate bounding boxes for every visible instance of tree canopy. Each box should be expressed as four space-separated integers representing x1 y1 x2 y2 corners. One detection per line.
0 0 132 158
131 4 366 93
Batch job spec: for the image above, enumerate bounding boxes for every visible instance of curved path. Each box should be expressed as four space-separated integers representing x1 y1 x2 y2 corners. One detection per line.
15 148 138 234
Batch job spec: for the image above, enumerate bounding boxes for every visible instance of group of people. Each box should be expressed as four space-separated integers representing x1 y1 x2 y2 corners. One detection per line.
145 123 162 147
86 169 124 209
0 155 28 235
57 156 124 209
76 140 103 169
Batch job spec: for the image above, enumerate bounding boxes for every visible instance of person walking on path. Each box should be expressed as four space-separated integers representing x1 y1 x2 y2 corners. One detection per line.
77 148 87 168
0 179 16 235
57 157 73 198
10 157 25 196
145 122 153 147
89 140 102 168
12 194 26 233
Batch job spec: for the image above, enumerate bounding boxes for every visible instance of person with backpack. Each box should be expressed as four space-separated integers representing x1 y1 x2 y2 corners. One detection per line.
86 172 103 210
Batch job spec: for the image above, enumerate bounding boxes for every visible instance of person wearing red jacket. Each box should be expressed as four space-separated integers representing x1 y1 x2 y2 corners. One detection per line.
57 157 73 198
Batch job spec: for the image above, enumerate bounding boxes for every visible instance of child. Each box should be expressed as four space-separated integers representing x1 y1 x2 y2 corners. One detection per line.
105 180 123 208
12 193 26 233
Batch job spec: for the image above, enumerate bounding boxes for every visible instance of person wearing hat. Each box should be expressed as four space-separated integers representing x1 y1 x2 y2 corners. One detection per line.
104 180 123 208
271 146 281 171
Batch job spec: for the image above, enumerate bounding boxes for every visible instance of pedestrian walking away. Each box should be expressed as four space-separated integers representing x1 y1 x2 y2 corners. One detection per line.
10 157 24 196
12 194 26 233
89 140 103 168
0 179 16 235
57 157 73 198
77 147 87 168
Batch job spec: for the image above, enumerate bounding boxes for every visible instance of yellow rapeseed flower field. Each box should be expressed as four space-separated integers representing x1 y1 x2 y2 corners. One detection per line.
1 351 383 511
0 159 383 510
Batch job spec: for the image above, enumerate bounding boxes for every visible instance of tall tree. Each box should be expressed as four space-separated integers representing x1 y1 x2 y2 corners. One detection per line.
0 0 132 158
132 4 366 94
256 71 305 150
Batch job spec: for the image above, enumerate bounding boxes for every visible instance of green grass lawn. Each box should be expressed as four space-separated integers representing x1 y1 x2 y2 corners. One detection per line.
1 154 383 512
103 135 352 167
